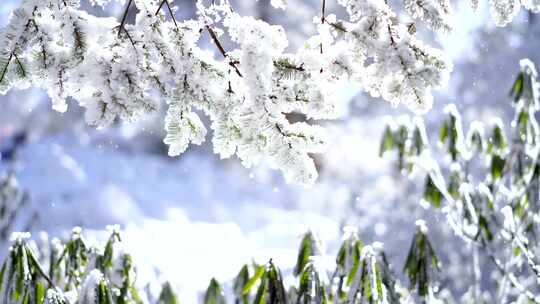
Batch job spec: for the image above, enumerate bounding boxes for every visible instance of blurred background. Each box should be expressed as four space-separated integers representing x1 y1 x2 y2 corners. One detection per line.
0 0 539 302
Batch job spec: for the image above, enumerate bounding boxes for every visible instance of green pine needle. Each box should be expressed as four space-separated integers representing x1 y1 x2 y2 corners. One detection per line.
274 58 305 80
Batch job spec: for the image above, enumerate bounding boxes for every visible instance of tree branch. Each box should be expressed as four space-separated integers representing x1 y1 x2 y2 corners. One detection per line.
115 0 137 48
13 53 26 78
118 0 132 38
156 0 166 14
205 25 243 78
0 53 13 84
320 0 326 68
321 0 326 24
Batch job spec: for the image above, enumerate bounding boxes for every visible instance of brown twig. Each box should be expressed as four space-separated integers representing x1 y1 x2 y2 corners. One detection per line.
328 21 347 33
156 0 166 13
205 25 243 77
116 0 137 48
118 0 133 38
320 0 326 55
321 0 326 24
319 0 326 72
155 0 179 30
13 53 26 77
0 53 13 84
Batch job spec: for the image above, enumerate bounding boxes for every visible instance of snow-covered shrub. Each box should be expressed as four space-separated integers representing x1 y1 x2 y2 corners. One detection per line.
0 223 443 303
380 59 540 302
202 225 442 303
0 227 163 304
0 171 35 244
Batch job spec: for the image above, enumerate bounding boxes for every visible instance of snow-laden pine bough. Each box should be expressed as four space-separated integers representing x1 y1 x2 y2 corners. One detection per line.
0 0 537 184
380 60 540 302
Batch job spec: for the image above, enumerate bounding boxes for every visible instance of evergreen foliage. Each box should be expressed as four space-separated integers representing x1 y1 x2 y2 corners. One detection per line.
380 59 540 302
0 0 457 184
0 224 441 303
0 172 34 243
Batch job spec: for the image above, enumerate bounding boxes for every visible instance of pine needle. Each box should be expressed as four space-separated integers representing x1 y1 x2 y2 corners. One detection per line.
273 58 305 80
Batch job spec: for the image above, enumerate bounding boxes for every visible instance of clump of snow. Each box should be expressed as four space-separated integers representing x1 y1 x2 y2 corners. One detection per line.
72 226 82 236
88 0 126 8
270 0 288 10
106 224 120 234
79 269 104 303
415 219 429 234
405 0 453 32
521 58 538 76
372 241 384 252
10 231 31 242
342 226 358 240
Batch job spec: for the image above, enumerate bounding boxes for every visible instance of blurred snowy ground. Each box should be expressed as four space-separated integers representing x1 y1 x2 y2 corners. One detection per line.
0 126 354 302
1 0 540 302
6 130 341 301
0 120 399 302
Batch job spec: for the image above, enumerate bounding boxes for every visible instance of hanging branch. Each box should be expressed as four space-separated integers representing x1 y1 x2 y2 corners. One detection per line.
205 25 243 77
0 0 453 184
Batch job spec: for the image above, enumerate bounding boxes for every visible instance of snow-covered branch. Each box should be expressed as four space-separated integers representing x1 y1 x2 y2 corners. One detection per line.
1 0 530 184
0 0 454 184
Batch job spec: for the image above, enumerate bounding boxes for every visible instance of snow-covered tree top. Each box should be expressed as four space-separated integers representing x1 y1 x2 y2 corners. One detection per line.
415 219 429 234
0 0 534 184
9 231 31 243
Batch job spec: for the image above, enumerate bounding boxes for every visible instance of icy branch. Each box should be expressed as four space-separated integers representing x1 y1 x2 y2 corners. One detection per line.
0 0 469 184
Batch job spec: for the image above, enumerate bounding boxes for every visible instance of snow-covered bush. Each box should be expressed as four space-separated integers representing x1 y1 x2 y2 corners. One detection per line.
0 171 35 244
0 226 182 304
380 59 540 302
0 224 442 303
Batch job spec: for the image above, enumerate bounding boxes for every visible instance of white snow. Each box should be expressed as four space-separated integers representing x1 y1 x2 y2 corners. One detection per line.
3 130 343 302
